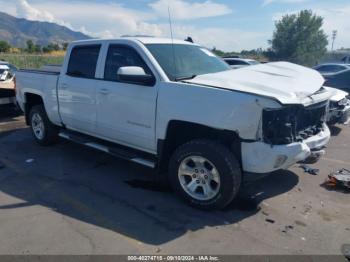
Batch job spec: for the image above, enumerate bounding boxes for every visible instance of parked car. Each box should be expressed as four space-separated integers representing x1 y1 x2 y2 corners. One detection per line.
0 65 14 82
313 63 350 125
313 63 350 93
0 64 16 106
16 37 332 210
224 58 260 69
325 87 350 125
341 55 350 64
0 61 18 74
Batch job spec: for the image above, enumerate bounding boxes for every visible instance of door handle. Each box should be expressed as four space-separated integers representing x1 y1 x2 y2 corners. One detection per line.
99 88 110 95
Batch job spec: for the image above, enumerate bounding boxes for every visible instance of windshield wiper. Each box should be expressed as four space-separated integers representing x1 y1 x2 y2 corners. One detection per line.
175 75 197 82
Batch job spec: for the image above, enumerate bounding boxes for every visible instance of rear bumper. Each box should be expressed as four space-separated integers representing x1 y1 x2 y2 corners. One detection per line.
241 124 330 174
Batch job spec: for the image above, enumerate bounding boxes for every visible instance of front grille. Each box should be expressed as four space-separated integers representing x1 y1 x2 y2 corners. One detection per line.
263 101 328 145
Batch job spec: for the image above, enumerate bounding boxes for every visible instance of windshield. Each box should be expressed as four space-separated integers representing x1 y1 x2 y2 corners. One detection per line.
146 44 230 81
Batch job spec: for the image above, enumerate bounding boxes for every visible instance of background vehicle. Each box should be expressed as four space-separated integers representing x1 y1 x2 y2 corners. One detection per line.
16 38 331 210
325 87 350 125
0 65 14 82
314 63 350 93
341 55 350 64
0 61 18 75
224 58 260 69
0 63 16 106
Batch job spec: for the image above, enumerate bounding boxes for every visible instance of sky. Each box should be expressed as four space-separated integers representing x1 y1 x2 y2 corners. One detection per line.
1 0 350 51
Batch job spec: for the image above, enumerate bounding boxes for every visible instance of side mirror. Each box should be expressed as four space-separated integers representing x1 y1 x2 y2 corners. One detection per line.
117 66 155 86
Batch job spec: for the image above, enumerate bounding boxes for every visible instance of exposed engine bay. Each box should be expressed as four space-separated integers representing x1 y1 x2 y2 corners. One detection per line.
263 101 328 145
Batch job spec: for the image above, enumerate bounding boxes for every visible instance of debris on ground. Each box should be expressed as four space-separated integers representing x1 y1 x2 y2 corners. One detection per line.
265 219 275 224
299 164 319 176
25 159 35 164
324 169 350 190
262 211 269 216
282 225 294 233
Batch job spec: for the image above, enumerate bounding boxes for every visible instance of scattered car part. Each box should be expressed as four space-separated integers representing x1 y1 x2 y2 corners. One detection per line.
325 169 350 189
341 244 350 261
299 165 320 176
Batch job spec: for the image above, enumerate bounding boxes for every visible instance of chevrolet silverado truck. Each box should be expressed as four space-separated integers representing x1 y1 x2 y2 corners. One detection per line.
16 38 332 210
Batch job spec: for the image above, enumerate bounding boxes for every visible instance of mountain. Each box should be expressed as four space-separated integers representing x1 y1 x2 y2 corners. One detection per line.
0 12 91 47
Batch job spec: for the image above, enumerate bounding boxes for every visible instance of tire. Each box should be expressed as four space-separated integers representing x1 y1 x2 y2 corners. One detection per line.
169 139 242 210
29 105 58 146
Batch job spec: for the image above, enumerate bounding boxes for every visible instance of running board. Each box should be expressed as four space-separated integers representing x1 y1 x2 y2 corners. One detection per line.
58 131 156 168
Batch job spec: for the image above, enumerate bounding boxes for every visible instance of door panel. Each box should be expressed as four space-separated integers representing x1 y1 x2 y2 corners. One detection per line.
58 76 98 134
95 45 158 152
58 44 101 134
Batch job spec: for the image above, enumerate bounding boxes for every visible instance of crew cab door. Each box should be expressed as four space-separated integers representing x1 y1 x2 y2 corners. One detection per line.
58 44 102 134
95 44 158 153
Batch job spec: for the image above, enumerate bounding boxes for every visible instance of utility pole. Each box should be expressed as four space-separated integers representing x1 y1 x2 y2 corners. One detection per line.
331 30 337 52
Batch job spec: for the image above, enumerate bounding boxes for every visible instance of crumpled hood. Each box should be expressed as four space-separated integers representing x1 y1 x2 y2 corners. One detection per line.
186 62 327 105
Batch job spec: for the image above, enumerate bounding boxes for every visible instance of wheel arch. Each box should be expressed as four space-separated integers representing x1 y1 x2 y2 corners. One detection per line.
157 120 242 173
24 93 44 125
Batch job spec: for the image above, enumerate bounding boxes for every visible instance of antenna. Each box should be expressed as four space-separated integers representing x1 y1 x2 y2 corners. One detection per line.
168 6 177 79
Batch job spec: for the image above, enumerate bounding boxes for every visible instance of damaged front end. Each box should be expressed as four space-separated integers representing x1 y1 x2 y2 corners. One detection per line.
262 100 329 164
241 99 331 174
262 100 328 145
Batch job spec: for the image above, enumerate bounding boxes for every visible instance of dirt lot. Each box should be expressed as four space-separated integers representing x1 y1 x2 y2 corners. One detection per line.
0 106 349 256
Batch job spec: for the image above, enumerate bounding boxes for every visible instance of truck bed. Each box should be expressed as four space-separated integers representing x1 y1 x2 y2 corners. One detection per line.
18 69 60 76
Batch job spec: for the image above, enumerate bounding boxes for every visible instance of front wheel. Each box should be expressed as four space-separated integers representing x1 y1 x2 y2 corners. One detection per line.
169 139 242 210
29 105 58 146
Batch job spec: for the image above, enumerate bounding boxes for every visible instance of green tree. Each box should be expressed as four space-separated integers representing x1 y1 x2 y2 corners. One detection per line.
270 10 328 66
0 41 11 52
62 42 69 51
34 44 42 53
26 40 35 53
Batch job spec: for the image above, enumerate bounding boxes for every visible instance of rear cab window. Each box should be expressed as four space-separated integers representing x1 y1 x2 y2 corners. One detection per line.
67 45 101 78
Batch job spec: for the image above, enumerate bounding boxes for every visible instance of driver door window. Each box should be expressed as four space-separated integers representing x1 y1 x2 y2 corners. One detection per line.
104 45 152 82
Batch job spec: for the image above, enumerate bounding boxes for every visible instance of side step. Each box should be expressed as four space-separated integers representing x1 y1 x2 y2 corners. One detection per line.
58 131 156 168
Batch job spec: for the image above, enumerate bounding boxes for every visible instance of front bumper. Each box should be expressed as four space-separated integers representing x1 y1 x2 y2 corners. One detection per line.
241 124 330 174
328 103 350 125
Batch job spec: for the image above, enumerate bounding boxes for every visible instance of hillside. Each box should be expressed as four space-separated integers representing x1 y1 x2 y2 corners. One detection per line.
0 12 90 47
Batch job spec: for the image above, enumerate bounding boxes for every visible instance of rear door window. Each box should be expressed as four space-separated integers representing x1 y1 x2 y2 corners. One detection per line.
67 45 101 78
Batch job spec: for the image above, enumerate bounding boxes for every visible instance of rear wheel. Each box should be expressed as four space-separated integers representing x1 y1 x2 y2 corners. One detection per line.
169 139 242 210
29 105 58 146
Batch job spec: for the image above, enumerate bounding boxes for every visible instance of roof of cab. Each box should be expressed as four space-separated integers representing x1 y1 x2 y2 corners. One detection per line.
71 37 198 46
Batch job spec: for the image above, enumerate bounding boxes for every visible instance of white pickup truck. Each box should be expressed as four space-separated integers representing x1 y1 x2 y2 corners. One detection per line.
16 37 332 210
